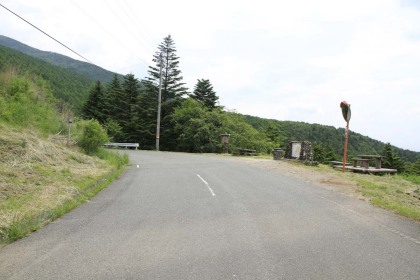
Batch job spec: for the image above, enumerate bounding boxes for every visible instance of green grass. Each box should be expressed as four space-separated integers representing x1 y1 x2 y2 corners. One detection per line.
370 198 420 220
401 174 420 184
0 149 128 246
0 73 62 135
357 176 420 221
0 70 130 246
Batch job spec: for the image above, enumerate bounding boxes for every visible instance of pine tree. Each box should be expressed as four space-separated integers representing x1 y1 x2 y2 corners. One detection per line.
122 74 141 142
412 159 420 175
312 142 326 163
104 74 126 141
324 143 339 162
145 35 188 102
134 92 157 149
142 35 188 150
82 81 105 123
191 79 219 109
382 143 405 172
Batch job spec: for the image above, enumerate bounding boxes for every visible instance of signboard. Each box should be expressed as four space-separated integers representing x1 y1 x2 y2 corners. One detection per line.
340 101 351 122
291 142 301 158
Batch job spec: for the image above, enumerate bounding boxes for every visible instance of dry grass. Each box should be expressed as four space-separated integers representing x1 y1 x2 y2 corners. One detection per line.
234 157 420 221
0 125 111 230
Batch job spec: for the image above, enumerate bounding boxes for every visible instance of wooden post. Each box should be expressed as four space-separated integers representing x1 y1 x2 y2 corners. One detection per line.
342 120 349 172
67 117 73 146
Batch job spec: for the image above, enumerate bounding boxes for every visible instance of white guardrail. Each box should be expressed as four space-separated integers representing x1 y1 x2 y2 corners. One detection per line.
104 143 139 150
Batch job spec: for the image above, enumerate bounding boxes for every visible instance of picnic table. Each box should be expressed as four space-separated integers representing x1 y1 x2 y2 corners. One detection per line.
238 148 258 156
332 154 397 174
352 155 382 169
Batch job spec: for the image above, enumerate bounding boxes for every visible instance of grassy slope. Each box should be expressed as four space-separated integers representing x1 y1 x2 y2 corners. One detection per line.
0 70 127 246
0 125 127 245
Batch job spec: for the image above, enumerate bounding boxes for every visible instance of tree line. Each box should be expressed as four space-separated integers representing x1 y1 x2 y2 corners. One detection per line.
2 35 418 173
82 35 272 153
81 35 419 173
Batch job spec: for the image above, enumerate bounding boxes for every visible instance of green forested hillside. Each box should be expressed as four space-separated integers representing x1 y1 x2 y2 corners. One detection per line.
0 45 93 111
0 35 121 84
243 115 419 163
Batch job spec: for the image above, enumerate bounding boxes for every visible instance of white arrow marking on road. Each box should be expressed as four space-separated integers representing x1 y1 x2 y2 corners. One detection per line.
197 174 215 197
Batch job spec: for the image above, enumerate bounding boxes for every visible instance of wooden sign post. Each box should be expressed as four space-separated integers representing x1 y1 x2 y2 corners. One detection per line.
340 101 351 172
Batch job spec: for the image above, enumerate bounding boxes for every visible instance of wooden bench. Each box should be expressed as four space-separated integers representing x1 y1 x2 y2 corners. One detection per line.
329 161 352 167
352 158 371 169
104 142 139 150
238 148 257 156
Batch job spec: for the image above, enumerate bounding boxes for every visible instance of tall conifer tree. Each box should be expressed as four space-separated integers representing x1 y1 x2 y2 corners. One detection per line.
82 81 105 123
122 73 141 142
145 35 188 102
191 79 219 110
104 74 126 141
143 35 188 150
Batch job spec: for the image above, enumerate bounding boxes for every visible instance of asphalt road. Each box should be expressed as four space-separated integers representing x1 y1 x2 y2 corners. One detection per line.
1 151 419 279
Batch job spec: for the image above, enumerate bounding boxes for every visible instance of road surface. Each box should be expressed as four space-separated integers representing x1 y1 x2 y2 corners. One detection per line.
1 151 419 279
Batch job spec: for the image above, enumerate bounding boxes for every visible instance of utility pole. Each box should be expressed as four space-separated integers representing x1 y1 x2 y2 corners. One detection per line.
156 52 163 151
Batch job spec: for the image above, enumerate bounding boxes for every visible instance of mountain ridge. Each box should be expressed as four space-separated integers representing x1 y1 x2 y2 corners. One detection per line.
0 35 122 83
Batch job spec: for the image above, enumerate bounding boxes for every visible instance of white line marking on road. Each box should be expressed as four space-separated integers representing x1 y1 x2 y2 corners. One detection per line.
136 164 139 168
197 174 216 196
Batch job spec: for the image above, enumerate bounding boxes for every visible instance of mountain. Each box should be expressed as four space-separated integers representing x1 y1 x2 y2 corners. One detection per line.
243 115 420 163
0 35 122 84
0 44 93 111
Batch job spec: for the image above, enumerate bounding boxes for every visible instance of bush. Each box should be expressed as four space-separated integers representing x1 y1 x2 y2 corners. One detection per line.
75 119 109 154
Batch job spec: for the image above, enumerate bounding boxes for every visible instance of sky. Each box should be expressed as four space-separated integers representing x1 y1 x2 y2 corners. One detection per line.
1 0 420 152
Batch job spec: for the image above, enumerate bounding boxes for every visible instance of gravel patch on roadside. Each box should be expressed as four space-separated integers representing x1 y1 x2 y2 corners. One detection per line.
231 157 365 200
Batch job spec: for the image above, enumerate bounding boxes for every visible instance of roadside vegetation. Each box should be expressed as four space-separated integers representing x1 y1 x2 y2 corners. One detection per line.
355 174 420 220
283 161 420 221
0 69 127 246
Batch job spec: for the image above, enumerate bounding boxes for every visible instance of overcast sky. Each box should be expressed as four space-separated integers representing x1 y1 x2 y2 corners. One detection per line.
1 0 419 152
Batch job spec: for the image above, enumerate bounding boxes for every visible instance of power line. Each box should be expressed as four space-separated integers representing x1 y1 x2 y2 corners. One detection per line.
0 3 94 64
71 0 150 71
114 1 155 55
120 0 157 48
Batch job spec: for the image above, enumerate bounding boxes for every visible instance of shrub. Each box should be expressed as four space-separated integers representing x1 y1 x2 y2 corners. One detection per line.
75 119 109 154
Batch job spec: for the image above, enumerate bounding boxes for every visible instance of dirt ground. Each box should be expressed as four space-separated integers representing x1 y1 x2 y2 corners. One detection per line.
233 157 365 200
